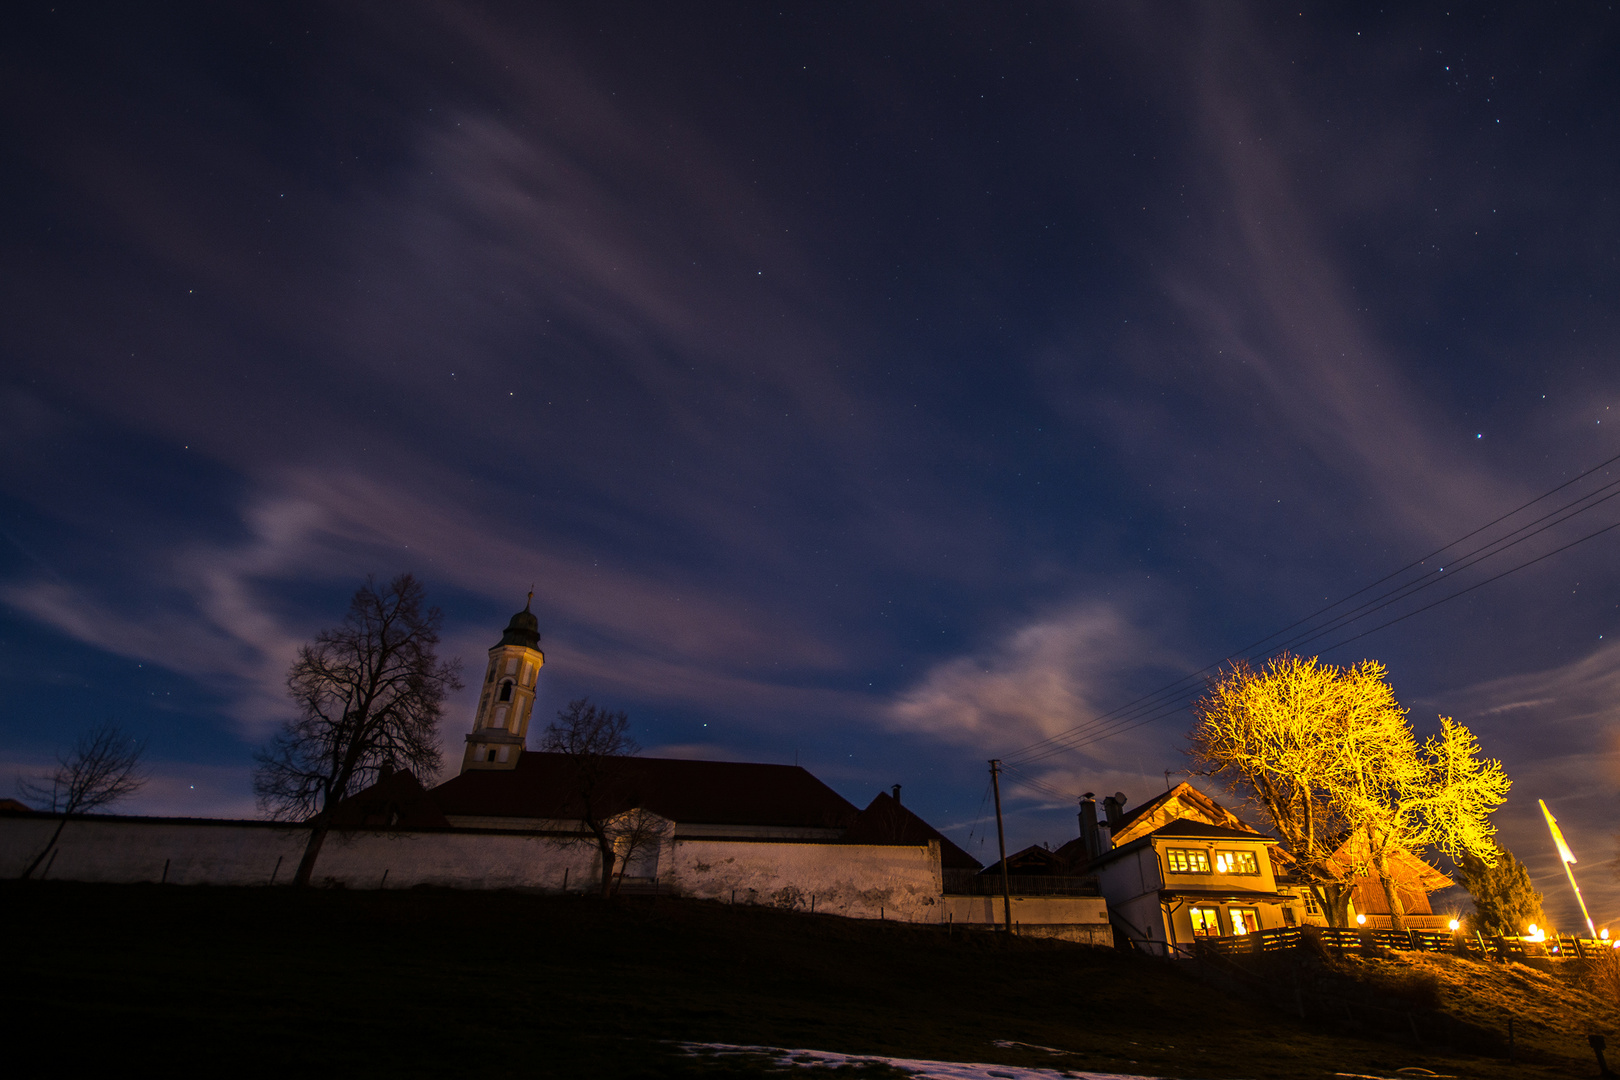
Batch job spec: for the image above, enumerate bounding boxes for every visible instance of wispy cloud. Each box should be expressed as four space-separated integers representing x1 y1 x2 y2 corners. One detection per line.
889 600 1183 759
1432 646 1620 926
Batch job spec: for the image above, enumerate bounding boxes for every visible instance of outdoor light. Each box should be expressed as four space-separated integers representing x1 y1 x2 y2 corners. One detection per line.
1448 919 1460 931
1603 928 1611 940
1356 914 1367 925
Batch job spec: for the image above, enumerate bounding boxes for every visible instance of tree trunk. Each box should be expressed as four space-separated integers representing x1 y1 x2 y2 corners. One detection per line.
1317 882 1354 928
1373 849 1407 931
19 814 71 880
598 842 616 899
293 817 331 887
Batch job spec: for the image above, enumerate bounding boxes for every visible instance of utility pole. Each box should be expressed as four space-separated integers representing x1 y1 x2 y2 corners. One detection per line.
989 759 1013 935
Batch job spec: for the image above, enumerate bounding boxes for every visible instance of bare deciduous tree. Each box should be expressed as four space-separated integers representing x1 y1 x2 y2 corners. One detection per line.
17 721 146 879
254 573 460 886
605 806 670 896
541 697 640 898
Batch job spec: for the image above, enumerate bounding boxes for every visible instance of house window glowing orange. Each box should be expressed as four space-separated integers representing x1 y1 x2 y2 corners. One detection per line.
1190 906 1221 936
1230 907 1261 935
1214 850 1259 875
1166 848 1211 873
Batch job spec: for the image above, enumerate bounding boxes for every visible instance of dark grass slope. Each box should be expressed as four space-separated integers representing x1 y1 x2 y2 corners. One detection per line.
0 882 1592 1079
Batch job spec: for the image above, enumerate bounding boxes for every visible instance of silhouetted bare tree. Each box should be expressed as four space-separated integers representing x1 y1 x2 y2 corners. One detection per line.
605 806 670 896
17 721 146 879
541 697 640 898
254 574 460 886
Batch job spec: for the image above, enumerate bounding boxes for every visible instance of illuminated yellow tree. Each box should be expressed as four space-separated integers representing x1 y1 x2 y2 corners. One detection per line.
1192 655 1385 925
1332 714 1511 930
1192 655 1510 930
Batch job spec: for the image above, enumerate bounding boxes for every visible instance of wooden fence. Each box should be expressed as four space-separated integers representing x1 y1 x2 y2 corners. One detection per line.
1194 924 1613 960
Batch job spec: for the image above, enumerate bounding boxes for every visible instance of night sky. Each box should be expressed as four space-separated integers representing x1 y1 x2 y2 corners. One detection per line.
3 4 1617 928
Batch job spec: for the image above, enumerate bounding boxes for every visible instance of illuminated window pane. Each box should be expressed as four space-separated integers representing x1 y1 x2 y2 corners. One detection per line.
1231 907 1260 935
1215 850 1259 875
1190 906 1221 936
1165 848 1210 874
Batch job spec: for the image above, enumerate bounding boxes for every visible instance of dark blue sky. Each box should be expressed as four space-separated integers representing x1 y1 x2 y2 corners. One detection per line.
2 3 1617 928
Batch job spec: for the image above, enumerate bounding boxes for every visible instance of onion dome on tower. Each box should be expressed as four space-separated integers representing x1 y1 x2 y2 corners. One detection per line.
461 593 546 774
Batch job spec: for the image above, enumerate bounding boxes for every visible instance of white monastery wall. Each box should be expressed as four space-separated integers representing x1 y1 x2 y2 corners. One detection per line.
0 815 608 889
666 837 944 921
0 816 948 917
0 816 1110 941
0 816 306 886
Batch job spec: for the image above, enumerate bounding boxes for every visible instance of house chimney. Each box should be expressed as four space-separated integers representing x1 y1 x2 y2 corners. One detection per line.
891 784 902 805
1079 793 1101 863
1103 792 1127 834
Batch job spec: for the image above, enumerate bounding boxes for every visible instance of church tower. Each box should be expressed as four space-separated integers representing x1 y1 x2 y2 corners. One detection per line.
461 596 545 773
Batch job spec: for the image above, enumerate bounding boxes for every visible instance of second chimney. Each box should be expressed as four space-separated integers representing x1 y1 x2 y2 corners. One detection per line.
1102 792 1128 835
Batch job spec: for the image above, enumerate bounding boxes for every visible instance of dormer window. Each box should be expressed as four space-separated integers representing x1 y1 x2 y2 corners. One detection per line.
498 681 513 702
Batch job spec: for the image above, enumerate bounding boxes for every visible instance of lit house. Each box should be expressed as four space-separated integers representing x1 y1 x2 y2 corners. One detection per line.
1058 781 1455 946
1086 817 1291 956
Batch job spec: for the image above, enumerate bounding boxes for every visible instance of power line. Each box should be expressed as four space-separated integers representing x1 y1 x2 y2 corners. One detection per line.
1010 499 1620 773
1000 450 1620 775
1008 457 1620 764
1004 452 1620 766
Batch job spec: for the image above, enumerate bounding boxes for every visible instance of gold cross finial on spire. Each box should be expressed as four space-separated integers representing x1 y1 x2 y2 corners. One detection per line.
525 586 534 612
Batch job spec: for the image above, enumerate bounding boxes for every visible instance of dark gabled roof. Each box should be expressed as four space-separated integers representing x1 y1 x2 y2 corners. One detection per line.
1109 782 1260 846
330 769 451 829
1111 787 1171 833
429 752 861 830
977 843 1059 876
843 792 983 870
1146 819 1278 843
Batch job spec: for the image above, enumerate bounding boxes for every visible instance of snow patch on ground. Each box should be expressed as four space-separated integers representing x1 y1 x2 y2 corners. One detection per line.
680 1042 1170 1079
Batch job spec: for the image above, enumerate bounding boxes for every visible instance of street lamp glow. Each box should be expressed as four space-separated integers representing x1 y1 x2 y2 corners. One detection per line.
1356 914 1367 925
1448 919 1460 931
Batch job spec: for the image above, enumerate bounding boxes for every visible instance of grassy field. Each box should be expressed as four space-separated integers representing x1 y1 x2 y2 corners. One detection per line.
1 881 1611 1078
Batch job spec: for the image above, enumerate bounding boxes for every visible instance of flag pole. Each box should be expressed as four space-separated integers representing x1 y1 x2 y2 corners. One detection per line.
1540 798 1595 938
